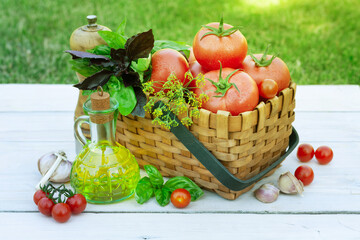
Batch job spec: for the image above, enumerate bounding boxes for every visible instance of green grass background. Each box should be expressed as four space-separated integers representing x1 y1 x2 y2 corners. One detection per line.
1 0 359 85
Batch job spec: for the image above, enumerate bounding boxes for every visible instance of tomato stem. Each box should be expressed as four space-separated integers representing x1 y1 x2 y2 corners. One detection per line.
200 16 241 40
250 44 277 67
206 61 240 98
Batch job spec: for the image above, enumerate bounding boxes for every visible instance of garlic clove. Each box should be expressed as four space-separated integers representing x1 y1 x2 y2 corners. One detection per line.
278 171 304 195
254 183 280 203
37 151 72 184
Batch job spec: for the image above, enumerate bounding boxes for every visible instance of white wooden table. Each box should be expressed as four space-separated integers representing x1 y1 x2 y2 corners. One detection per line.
0 84 359 239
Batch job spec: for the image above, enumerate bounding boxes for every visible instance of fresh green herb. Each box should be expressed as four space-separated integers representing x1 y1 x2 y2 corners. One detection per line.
143 72 209 130
135 165 203 206
152 40 191 58
65 21 154 117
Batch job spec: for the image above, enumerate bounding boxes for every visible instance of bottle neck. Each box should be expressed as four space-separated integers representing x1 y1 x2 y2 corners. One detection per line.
89 119 116 145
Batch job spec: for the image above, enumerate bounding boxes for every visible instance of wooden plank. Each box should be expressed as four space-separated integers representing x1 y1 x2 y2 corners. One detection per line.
1 111 359 142
0 141 359 213
0 213 360 239
0 84 78 112
295 85 360 112
0 84 359 112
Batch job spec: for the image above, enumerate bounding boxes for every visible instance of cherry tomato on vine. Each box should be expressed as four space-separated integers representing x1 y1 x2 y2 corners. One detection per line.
259 79 278 99
66 194 87 214
294 165 314 186
52 203 71 223
315 146 333 165
33 190 47 205
171 188 191 208
297 143 315 162
38 197 55 216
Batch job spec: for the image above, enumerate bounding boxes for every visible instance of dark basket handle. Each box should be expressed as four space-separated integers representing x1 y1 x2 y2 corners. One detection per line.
155 102 299 191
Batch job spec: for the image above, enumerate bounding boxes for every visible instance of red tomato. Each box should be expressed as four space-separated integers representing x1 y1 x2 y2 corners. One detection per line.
188 47 196 64
66 194 87 214
193 22 247 70
52 203 71 223
315 146 333 165
294 165 314 186
171 188 191 208
241 54 290 94
259 79 278 99
189 61 207 81
33 190 47 205
38 197 55 216
297 143 315 162
150 48 190 93
194 68 259 116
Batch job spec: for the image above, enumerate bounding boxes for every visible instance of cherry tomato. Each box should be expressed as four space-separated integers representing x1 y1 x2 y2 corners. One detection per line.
193 22 247 70
52 203 71 223
150 48 190 93
294 165 314 186
171 188 191 208
315 146 333 165
38 197 55 216
259 79 278 99
194 68 259 116
33 190 47 205
297 143 315 162
242 54 290 94
66 194 87 214
188 47 196 64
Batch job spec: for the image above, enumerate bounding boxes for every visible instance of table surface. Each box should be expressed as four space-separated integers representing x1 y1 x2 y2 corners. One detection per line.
0 84 359 239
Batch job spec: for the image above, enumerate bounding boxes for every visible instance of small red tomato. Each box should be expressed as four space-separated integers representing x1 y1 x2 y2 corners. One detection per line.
52 203 72 223
66 194 87 214
297 144 315 162
294 165 314 186
33 190 47 205
259 79 278 99
171 188 191 209
38 197 55 216
315 146 333 165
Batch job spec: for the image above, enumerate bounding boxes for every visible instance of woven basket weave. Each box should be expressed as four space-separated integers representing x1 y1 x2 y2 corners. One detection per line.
114 82 296 200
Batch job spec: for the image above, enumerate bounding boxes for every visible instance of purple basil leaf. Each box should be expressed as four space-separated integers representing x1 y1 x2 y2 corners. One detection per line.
122 72 141 88
131 87 147 117
125 29 154 61
110 48 131 71
90 58 116 68
65 50 110 60
73 69 114 90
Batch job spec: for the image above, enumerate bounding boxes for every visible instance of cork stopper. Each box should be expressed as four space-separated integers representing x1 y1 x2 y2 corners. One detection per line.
90 91 110 111
89 90 113 124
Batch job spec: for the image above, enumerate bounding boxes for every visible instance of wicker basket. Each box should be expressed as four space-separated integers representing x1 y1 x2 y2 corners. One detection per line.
114 82 296 200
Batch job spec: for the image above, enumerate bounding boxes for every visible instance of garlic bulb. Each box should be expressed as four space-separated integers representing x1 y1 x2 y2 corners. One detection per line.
254 183 280 203
36 151 72 189
278 171 304 195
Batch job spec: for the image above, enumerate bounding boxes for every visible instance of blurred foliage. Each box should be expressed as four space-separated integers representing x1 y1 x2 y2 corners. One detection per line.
0 0 359 84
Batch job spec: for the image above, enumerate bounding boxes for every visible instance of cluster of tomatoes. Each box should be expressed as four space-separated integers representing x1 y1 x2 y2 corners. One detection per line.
295 144 334 186
150 18 291 116
33 184 87 223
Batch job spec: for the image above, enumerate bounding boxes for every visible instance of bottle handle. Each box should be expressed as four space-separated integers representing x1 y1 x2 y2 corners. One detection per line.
74 115 90 146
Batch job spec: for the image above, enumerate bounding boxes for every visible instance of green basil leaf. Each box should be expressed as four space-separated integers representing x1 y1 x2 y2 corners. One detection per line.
116 18 127 36
152 40 190 58
86 45 111 57
131 55 151 72
98 31 127 49
154 187 171 207
135 177 154 204
164 176 204 201
69 59 102 77
108 76 136 116
144 165 164 188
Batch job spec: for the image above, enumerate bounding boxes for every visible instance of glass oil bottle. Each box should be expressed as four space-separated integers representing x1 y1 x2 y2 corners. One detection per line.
71 90 140 204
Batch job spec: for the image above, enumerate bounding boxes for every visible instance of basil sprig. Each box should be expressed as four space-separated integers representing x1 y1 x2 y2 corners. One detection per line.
135 165 204 206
